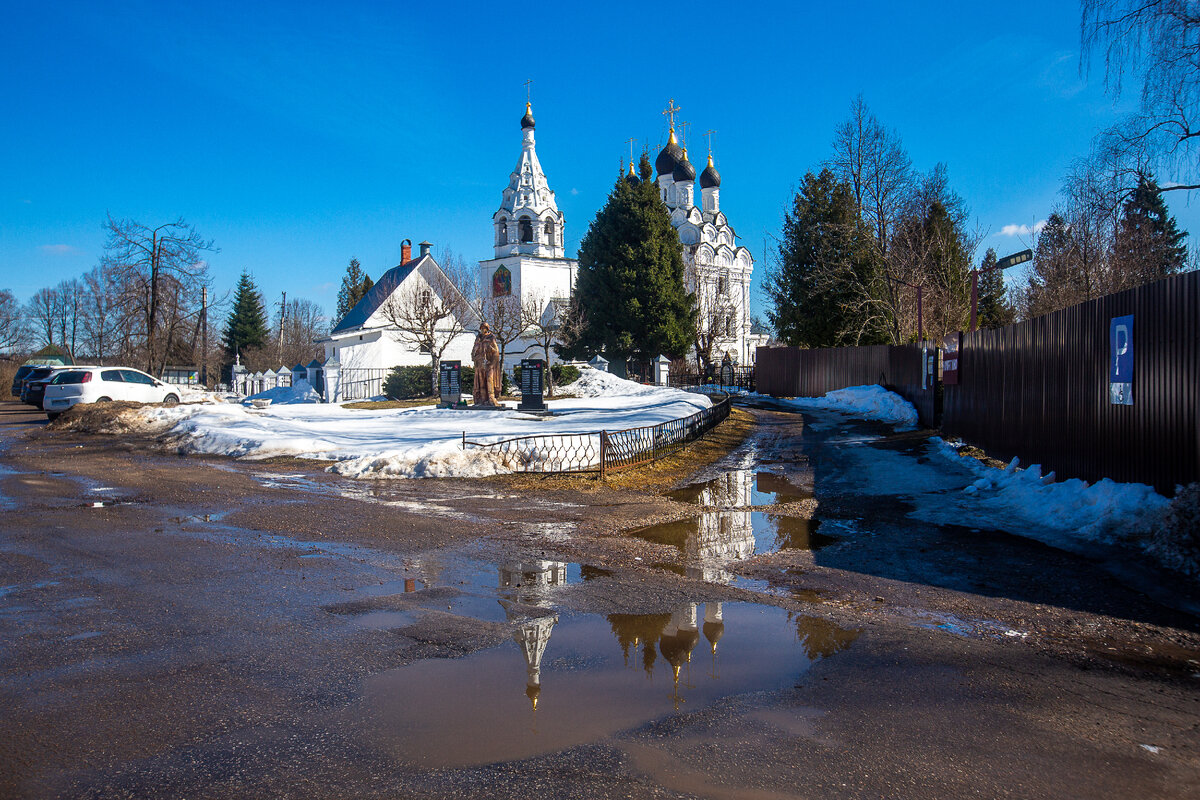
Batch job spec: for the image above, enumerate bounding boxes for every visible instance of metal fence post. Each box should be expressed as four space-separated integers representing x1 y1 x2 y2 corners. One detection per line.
599 430 608 478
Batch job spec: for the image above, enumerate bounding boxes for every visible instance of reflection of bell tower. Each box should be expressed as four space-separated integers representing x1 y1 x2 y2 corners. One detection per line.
658 604 701 707
512 613 557 712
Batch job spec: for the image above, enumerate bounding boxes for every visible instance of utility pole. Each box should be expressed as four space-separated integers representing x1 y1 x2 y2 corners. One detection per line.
277 291 286 366
200 285 208 387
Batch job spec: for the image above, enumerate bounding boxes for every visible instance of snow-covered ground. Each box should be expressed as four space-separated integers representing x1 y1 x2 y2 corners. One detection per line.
135 369 710 478
774 385 919 429
764 385 1175 569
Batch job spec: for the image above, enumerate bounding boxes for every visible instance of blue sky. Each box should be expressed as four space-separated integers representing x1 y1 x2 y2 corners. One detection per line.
2 0 1195 324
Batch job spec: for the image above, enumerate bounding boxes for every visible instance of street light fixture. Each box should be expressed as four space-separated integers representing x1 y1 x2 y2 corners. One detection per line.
971 249 1031 332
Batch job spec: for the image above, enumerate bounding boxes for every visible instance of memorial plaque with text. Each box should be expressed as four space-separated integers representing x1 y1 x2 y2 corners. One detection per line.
518 359 546 411
439 361 461 407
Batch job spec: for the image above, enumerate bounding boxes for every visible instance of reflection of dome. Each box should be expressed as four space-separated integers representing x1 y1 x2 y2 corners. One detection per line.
521 102 535 130
525 681 541 711
700 154 721 189
703 620 725 653
656 129 684 176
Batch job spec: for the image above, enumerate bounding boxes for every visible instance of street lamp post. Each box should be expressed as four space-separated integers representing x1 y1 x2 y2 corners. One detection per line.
971 249 1031 332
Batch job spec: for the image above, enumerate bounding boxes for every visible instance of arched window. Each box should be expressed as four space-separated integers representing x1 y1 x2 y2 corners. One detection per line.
519 216 533 243
543 218 555 246
497 218 508 245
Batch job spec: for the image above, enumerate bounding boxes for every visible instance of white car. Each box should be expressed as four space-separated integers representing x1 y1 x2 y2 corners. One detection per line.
43 367 181 419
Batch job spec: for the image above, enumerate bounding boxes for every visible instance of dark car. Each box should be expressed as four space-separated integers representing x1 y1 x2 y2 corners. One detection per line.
10 364 49 398
18 367 59 407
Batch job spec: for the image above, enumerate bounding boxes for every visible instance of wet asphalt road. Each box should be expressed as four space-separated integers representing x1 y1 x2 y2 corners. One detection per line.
0 398 1198 799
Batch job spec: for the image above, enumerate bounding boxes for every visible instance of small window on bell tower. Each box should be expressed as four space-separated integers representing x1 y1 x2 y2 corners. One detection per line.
497 218 508 245
544 218 555 246
519 217 533 243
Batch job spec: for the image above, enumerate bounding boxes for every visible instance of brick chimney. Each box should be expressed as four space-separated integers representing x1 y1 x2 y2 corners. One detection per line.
400 238 412 263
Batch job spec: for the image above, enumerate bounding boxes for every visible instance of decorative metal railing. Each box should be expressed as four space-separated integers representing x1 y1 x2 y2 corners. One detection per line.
461 394 731 477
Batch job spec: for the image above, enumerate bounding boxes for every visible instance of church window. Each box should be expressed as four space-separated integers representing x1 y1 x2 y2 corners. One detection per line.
717 276 727 295
544 218 555 246
492 266 512 297
497 218 508 245
725 314 734 336
519 216 533 243
421 289 432 306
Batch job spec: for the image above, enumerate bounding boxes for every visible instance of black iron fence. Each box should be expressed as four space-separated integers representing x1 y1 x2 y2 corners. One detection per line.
669 367 756 393
337 368 390 401
462 394 731 477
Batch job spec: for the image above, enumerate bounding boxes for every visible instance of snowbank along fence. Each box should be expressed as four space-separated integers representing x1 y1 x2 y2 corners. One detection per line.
461 394 732 477
756 270 1200 494
756 344 936 427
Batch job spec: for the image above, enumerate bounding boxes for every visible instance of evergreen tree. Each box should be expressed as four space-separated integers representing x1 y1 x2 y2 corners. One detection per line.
1111 174 1189 290
558 155 695 362
767 169 885 347
336 258 374 319
976 248 1015 329
1025 213 1083 318
922 199 973 338
222 272 269 364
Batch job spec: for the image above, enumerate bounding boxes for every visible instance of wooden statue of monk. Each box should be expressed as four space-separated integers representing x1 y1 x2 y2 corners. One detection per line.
471 322 501 406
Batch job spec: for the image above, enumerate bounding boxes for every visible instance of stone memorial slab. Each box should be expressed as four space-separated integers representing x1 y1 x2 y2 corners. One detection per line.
518 359 546 412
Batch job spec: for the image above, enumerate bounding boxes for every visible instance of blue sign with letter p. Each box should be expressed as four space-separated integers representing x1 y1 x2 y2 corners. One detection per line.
1109 314 1133 405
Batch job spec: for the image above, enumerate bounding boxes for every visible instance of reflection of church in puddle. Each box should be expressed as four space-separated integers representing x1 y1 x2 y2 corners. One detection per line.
498 560 568 711
686 469 755 583
495 558 857 712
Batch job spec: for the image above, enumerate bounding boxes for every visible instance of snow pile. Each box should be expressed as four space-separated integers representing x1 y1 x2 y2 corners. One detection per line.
174 385 228 404
567 368 662 398
781 385 918 429
243 379 322 406
937 445 1170 542
136 376 710 478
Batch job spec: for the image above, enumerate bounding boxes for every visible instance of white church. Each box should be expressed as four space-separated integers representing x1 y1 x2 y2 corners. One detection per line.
322 100 759 377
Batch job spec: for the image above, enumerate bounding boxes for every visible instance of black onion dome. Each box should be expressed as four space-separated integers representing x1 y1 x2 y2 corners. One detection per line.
700 155 721 189
673 152 695 182
655 133 684 176
521 103 535 129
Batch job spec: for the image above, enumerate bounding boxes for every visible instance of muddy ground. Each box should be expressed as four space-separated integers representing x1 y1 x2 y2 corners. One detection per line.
0 398 1197 799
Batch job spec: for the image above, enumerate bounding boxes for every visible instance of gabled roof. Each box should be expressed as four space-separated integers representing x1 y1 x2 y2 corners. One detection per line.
330 257 426 334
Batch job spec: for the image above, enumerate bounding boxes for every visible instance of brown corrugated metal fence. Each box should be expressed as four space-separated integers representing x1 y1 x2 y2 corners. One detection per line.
756 344 937 426
756 271 1200 494
942 270 1199 494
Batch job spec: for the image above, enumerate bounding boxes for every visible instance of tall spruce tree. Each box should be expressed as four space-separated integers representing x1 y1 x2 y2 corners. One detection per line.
336 258 374 319
1111 174 1189 290
558 155 695 362
767 169 885 347
223 272 269 365
976 247 1015 329
1025 213 1083 317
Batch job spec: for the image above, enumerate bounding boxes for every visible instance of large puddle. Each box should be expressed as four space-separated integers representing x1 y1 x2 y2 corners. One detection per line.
350 601 858 768
668 469 812 506
628 512 836 582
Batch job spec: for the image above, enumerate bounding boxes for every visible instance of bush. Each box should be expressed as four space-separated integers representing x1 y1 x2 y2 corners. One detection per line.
551 364 580 386
383 365 432 400
459 365 474 392
1154 482 1200 577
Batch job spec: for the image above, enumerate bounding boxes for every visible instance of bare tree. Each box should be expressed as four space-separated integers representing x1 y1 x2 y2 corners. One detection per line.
273 297 328 368
81 264 127 364
1082 0 1200 196
377 263 476 394
690 273 730 372
520 291 568 396
481 293 525 378
25 286 59 351
102 215 216 374
0 290 30 355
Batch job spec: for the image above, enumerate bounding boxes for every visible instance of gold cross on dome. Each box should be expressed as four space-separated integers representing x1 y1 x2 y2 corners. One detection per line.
523 79 533 103
662 98 681 130
705 129 716 156
625 137 636 164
